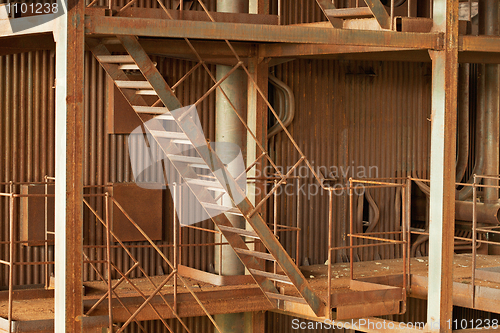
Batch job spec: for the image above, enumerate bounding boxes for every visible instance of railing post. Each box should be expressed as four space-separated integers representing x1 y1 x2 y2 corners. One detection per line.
173 183 178 313
401 184 407 313
105 193 113 331
406 178 412 290
349 178 354 280
273 179 278 284
327 189 333 318
472 175 477 308
8 192 14 333
296 178 301 265
44 176 49 289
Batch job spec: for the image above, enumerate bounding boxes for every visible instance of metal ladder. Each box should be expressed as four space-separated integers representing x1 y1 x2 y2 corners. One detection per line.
87 35 326 317
315 0 392 30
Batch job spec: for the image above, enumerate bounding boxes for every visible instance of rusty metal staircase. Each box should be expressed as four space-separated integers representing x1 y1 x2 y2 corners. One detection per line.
316 0 392 30
87 35 326 317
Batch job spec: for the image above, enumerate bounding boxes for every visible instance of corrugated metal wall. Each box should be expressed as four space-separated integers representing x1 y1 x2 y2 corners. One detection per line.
270 59 431 266
0 51 56 286
0 54 432 332
0 0 444 331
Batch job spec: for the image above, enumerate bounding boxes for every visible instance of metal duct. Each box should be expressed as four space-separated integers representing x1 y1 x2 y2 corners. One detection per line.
268 74 296 139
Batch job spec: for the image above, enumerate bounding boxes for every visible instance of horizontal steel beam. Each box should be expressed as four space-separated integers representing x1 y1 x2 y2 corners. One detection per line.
0 32 55 55
84 15 443 50
115 7 279 25
259 43 407 57
460 35 500 52
102 38 252 65
83 287 273 321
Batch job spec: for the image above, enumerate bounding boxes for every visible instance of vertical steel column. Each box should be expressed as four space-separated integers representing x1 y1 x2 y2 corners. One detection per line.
247 48 269 333
54 0 85 331
479 0 499 203
427 0 459 330
251 311 266 333
246 55 268 204
247 54 268 255
214 0 250 331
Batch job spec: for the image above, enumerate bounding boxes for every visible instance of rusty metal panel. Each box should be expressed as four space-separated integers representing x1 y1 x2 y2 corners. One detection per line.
110 182 163 242
106 76 144 134
337 300 401 319
395 16 433 32
277 0 326 25
0 50 56 286
19 184 54 245
271 59 431 266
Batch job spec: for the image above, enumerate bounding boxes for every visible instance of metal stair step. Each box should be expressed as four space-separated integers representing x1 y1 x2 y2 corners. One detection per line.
149 130 188 140
167 154 208 168
119 64 140 70
185 178 226 192
249 269 292 284
265 292 308 304
119 61 157 71
115 80 153 89
100 38 121 45
190 164 210 169
155 113 175 121
324 7 373 18
234 248 275 262
133 106 169 114
217 225 259 239
96 55 134 63
172 139 193 146
202 202 243 216
135 89 158 96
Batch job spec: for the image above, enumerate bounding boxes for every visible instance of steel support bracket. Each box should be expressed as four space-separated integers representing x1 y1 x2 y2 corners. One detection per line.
315 0 344 28
363 0 391 29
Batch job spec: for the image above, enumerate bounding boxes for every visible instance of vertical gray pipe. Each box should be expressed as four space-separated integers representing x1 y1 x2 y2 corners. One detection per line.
456 64 470 183
214 0 250 331
213 38 248 277
479 0 499 203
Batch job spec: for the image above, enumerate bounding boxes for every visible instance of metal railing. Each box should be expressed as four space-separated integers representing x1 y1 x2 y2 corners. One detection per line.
407 175 500 309
326 177 410 316
0 180 113 333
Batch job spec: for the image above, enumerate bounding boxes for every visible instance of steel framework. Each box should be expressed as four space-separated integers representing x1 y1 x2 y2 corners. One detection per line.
1 0 499 332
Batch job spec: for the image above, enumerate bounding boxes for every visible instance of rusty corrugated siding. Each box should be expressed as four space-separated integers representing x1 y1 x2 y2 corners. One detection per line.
0 51 55 286
277 0 326 24
271 59 431 266
0 1 437 331
0 54 432 331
